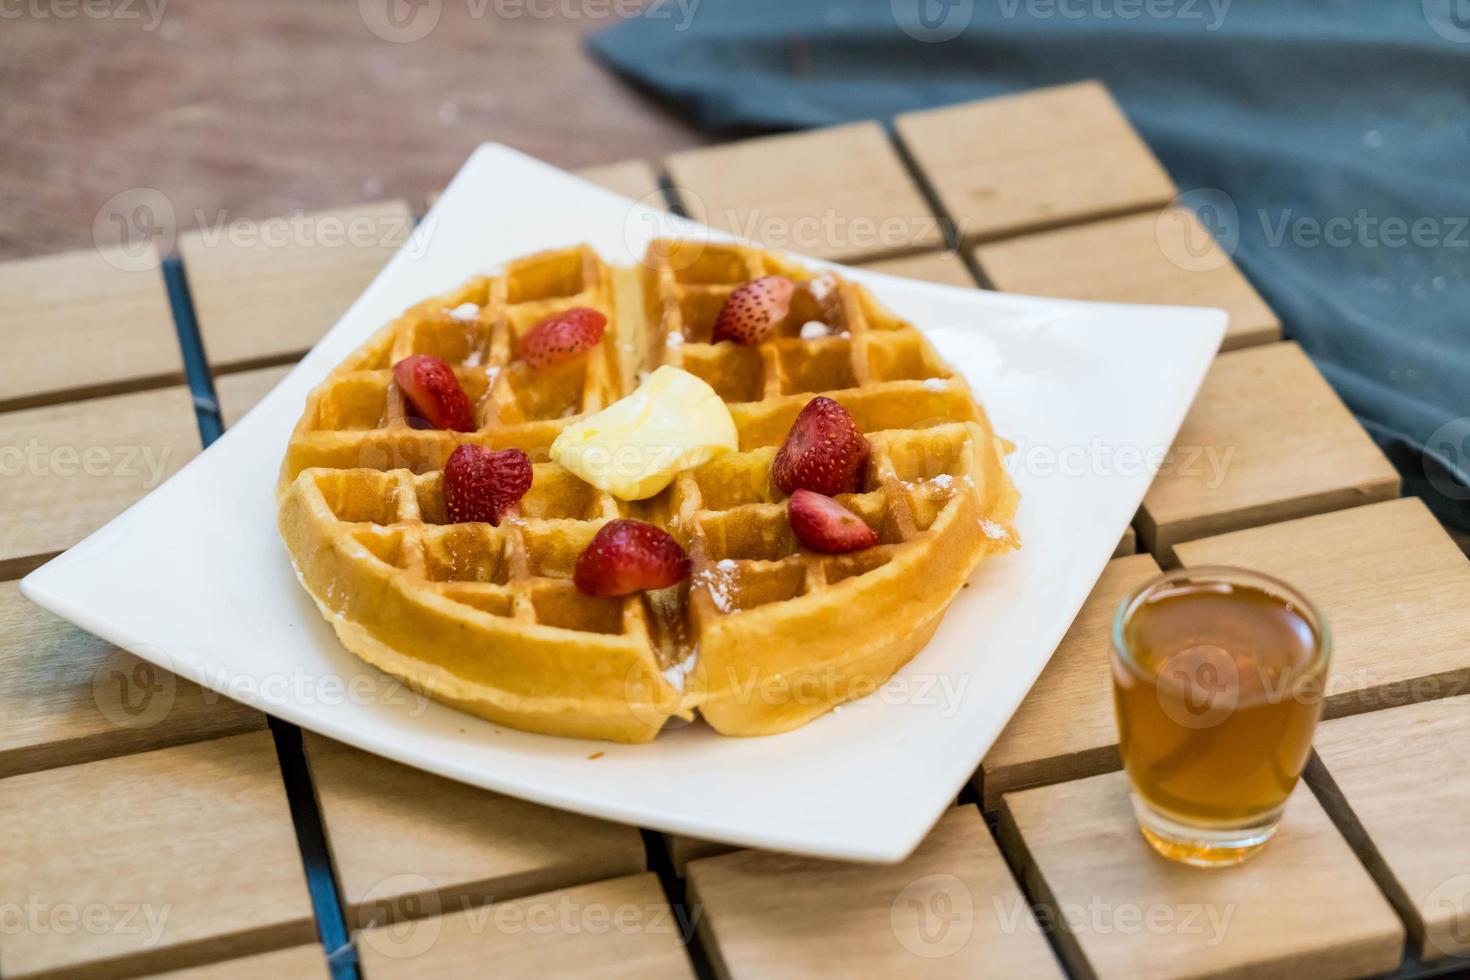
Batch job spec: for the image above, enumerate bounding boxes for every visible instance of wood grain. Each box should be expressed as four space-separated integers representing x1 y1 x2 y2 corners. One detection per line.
0 246 183 409
356 873 692 979
1313 694 1470 960
181 200 413 370
0 3 705 261
0 385 201 577
896 81 1176 244
979 554 1161 809
1137 343 1400 561
0 732 316 979
575 160 664 204
1175 497 1470 717
665 122 944 263
857 250 976 288
215 364 295 429
138 944 330 980
974 208 1280 351
1000 771 1403 980
687 807 1061 978
1115 526 1138 557
0 580 263 779
304 734 646 929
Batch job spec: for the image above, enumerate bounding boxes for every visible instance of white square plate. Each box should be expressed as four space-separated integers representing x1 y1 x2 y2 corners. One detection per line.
23 145 1223 862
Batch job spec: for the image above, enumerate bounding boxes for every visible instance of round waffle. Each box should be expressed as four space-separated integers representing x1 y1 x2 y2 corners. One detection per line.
278 241 1020 742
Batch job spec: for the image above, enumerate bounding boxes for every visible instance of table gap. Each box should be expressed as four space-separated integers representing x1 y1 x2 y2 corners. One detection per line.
164 252 358 980
639 828 720 980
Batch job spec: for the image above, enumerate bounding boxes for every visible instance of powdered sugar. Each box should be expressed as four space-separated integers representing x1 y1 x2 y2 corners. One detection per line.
447 302 480 321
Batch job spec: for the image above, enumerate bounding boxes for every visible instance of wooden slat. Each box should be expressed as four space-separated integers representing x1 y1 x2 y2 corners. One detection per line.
357 873 692 979
0 246 183 409
856 250 975 288
304 734 646 929
974 208 1280 351
1175 497 1470 716
0 732 316 979
1137 342 1399 561
665 122 943 263
181 200 414 370
687 807 1061 978
0 385 201 577
215 364 294 429
138 944 330 980
0 580 263 779
896 81 1176 244
979 554 1160 809
1000 771 1403 979
1313 694 1470 960
1114 525 1137 558
575 160 664 203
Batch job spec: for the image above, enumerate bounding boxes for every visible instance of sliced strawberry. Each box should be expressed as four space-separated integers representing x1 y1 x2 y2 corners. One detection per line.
787 489 879 554
519 307 608 367
393 354 476 432
443 444 532 526
772 396 871 497
712 275 795 344
573 519 691 597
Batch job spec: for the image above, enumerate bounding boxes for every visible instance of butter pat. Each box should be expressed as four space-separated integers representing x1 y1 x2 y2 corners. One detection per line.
550 366 738 500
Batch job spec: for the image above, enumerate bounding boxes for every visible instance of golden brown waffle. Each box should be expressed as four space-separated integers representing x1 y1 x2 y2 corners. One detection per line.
278 241 1020 742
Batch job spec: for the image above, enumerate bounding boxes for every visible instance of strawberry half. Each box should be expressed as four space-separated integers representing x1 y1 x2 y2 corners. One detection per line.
772 396 871 497
519 307 608 368
442 444 532 526
787 489 879 554
393 354 476 432
712 276 795 344
573 519 692 597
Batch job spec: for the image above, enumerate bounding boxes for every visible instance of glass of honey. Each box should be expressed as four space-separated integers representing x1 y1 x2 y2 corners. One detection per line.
1111 566 1330 867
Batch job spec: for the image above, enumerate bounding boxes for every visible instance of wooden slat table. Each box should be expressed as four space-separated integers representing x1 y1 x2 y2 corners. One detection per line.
0 247 183 410
304 734 646 930
4 79 1467 979
0 733 316 978
1000 772 1405 979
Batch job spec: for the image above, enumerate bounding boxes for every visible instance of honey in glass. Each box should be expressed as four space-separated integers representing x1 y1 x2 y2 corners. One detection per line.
1111 566 1330 866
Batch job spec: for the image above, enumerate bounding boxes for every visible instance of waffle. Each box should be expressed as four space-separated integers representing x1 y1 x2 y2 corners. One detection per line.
278 241 1020 742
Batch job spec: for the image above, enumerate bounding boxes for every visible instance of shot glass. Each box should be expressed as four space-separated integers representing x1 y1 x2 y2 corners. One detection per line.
1111 566 1331 867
